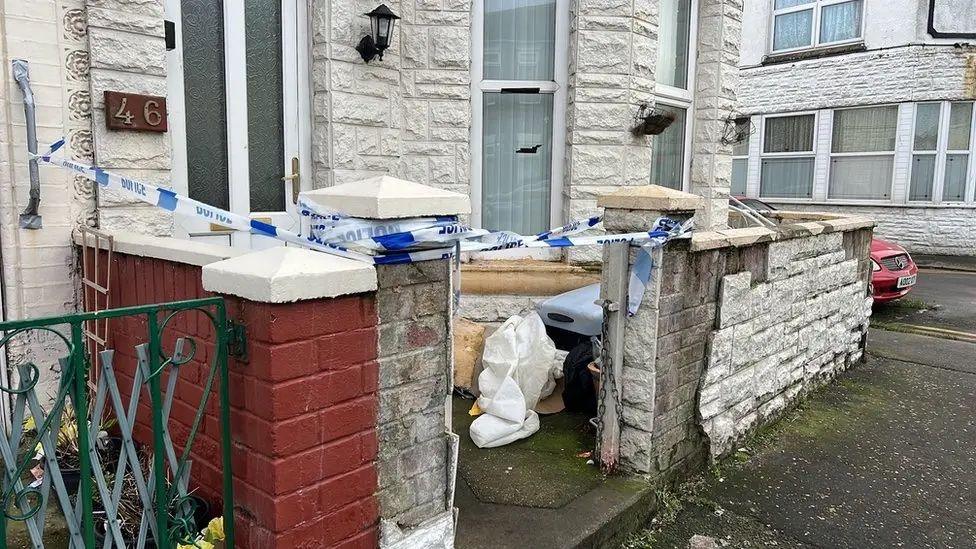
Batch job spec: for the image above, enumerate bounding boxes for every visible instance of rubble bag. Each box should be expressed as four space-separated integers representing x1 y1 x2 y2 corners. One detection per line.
470 313 557 448
562 340 597 415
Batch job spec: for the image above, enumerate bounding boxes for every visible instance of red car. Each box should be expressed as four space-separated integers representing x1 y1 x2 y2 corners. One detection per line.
732 198 917 303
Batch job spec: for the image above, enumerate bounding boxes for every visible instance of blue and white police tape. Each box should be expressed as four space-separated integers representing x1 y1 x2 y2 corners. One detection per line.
32 140 691 278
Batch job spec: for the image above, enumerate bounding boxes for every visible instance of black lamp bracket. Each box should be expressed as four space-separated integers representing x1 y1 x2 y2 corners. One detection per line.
356 35 380 62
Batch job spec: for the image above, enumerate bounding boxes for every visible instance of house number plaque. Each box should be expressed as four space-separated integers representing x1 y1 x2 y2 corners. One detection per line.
104 91 168 132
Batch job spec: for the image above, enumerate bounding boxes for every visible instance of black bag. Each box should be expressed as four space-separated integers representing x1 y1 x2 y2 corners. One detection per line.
562 340 597 415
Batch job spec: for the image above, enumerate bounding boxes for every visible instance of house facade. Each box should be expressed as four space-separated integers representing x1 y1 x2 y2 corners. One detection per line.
736 0 976 256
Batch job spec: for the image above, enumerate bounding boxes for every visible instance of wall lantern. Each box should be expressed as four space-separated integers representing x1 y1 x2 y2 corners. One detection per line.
355 4 400 63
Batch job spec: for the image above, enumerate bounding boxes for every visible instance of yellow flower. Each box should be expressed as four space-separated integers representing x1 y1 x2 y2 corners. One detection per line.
177 541 213 549
204 517 224 542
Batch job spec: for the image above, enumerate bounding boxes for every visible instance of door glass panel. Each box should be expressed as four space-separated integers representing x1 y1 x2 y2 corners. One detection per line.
650 106 687 190
657 0 692 89
482 93 553 234
182 0 229 210
484 0 556 81
913 103 941 151
246 0 286 212
909 155 935 201
943 154 969 201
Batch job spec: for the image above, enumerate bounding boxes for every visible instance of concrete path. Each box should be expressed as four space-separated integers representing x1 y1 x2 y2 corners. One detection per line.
644 330 976 549
872 268 976 336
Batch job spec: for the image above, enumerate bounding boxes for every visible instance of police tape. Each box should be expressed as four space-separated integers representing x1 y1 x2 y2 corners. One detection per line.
33 140 692 301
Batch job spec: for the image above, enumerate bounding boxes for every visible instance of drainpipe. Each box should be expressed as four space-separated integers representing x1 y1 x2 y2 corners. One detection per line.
11 59 42 229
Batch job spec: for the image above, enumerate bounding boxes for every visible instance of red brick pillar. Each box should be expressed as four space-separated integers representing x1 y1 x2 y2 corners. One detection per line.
203 247 381 548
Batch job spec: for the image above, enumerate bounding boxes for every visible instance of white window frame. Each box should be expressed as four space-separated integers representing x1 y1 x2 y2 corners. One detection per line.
758 110 818 199
908 101 976 204
731 117 751 195
652 0 698 192
826 104 899 202
470 0 569 234
769 0 865 55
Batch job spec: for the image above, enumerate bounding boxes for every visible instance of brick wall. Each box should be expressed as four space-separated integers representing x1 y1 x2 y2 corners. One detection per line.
90 247 383 548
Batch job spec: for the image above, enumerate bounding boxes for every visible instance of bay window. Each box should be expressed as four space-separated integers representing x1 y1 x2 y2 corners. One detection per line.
828 106 897 200
771 0 863 53
760 114 816 198
910 101 974 202
651 0 696 191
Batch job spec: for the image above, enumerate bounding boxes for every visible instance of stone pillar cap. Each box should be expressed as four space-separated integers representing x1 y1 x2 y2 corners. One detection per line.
202 247 377 303
597 185 703 212
300 175 471 219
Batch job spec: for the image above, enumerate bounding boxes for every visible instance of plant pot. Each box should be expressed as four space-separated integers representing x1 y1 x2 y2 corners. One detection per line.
60 468 81 495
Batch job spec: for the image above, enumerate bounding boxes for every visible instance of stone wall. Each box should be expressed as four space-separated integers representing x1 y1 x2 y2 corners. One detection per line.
375 261 454 533
86 0 172 234
738 45 976 115
764 202 976 256
698 230 873 457
310 0 472 193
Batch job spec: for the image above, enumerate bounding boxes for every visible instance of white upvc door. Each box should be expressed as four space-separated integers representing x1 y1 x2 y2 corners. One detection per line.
471 0 568 259
166 0 311 249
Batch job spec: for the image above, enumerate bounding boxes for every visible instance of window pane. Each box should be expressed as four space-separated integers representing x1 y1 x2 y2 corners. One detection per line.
908 155 935 201
657 0 692 89
913 103 941 151
482 92 553 234
943 154 969 201
731 158 748 195
948 102 973 150
484 0 556 81
732 118 751 156
832 106 898 153
650 106 687 190
764 115 815 153
760 157 814 198
182 0 229 209
828 156 893 199
820 0 862 43
773 10 813 51
775 0 813 9
246 0 285 212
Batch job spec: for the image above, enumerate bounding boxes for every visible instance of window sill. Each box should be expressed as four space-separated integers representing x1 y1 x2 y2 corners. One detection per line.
760 198 976 209
762 42 867 66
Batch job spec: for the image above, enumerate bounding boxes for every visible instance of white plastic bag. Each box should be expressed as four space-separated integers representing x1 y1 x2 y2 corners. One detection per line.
470 313 557 448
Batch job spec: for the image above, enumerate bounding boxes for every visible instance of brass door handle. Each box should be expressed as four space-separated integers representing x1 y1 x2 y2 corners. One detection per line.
281 157 300 204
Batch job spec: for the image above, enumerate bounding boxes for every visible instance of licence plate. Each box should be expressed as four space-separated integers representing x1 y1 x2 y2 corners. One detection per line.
897 274 917 288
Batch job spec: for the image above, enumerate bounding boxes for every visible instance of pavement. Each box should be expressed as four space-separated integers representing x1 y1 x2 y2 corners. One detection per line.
644 330 976 549
871 268 976 339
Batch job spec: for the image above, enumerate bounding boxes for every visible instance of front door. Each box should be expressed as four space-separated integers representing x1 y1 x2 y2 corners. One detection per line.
166 0 311 249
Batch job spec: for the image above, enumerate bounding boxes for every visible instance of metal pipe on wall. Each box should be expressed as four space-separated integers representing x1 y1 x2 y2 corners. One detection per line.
11 59 42 229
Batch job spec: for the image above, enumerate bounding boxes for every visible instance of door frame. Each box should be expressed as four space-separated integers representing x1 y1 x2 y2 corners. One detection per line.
165 0 312 248
470 0 569 236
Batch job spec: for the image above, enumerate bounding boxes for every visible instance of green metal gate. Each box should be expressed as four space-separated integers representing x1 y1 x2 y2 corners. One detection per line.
0 297 235 548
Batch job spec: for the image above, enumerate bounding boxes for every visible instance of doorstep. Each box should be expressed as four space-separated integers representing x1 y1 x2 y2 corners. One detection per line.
452 396 658 549
461 260 601 296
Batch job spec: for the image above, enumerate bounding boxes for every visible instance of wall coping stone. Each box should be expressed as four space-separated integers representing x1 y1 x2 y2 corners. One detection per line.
202 247 377 303
689 213 876 252
597 185 703 212
74 230 242 267
300 175 471 219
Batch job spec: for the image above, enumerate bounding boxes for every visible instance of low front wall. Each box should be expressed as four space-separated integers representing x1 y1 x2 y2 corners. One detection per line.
765 202 976 256
698 230 873 457
605 209 874 476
